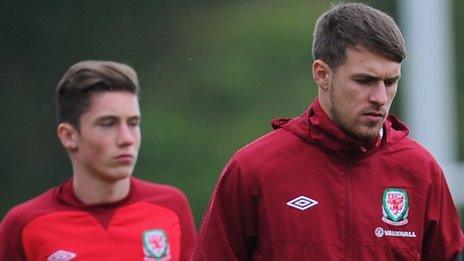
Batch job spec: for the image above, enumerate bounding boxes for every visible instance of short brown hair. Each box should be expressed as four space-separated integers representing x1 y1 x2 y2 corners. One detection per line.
56 60 139 129
312 3 406 69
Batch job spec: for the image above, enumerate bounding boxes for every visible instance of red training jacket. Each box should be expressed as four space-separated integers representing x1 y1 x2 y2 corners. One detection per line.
193 99 463 261
0 177 196 261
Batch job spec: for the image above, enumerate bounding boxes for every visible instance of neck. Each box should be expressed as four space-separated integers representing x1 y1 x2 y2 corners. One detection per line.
72 173 131 205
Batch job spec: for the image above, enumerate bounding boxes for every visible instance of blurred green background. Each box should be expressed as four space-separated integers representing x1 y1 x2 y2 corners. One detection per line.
0 0 462 226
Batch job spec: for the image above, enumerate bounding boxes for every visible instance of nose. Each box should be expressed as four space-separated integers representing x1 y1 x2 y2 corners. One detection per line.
117 124 136 146
368 82 388 106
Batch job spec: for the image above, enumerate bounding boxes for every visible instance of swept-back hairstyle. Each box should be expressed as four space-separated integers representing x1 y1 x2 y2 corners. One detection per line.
56 60 139 129
312 3 406 69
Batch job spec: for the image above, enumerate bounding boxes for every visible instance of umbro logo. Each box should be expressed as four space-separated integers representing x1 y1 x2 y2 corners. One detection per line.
287 196 318 211
47 250 76 261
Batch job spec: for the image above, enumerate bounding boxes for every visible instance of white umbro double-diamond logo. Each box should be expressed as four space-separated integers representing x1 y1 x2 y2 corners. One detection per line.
286 196 318 211
47 250 76 261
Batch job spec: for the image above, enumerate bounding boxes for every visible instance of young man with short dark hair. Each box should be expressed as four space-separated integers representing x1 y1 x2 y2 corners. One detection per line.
0 60 196 260
193 3 463 260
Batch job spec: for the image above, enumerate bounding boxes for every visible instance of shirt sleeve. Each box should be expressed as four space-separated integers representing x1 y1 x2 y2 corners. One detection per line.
192 158 259 261
421 163 464 260
176 190 197 261
0 208 27 261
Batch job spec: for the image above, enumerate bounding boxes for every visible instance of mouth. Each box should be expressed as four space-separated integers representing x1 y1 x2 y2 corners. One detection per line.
362 111 386 122
115 154 134 163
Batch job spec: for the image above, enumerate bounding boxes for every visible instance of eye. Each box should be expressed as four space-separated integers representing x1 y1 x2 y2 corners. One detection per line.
384 78 398 87
128 118 140 127
354 78 374 85
99 118 115 127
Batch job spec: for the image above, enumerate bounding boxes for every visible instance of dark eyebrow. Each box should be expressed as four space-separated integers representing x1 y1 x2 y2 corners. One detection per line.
96 115 117 121
94 113 141 123
93 115 118 125
385 75 401 82
96 114 141 120
127 115 142 122
351 74 401 81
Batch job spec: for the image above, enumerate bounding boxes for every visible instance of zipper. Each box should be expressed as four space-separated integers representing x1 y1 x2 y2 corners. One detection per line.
345 163 353 261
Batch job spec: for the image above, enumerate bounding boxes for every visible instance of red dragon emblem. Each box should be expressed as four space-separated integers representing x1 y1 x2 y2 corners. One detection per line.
387 193 404 214
382 188 409 226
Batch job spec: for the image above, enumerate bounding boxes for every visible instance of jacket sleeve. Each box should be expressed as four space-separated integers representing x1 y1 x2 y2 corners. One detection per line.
0 208 27 261
192 158 259 261
176 191 197 261
421 164 464 261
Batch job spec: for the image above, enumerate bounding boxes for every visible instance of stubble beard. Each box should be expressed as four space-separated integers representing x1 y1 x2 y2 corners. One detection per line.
329 86 382 142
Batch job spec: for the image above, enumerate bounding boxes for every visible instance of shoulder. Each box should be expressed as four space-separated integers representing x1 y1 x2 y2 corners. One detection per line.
384 136 444 182
131 177 191 214
217 128 310 189
385 117 436 165
232 128 308 169
132 178 187 200
2 188 57 227
239 127 304 153
0 187 57 256
387 136 438 165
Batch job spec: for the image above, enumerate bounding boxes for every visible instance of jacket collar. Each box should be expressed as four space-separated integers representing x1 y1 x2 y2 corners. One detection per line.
271 99 409 161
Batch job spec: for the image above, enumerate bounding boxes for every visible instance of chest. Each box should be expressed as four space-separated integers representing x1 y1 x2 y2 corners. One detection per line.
22 202 180 261
254 154 428 260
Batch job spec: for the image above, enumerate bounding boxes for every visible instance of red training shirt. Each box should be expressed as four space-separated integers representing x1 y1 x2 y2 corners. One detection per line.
0 177 196 261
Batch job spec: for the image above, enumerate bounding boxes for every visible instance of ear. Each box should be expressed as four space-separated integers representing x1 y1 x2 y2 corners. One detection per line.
312 59 332 90
57 123 79 151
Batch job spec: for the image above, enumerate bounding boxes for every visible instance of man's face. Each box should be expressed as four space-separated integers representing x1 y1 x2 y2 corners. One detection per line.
321 46 401 141
74 91 141 182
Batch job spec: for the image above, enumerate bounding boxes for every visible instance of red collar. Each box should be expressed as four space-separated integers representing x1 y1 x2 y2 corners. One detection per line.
272 99 408 161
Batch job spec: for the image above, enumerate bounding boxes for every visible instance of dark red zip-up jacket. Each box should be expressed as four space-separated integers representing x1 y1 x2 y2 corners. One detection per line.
0 177 196 260
193 99 463 261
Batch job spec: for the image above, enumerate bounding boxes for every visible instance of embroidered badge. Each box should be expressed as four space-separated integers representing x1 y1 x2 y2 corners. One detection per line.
142 229 171 260
287 196 318 211
47 250 76 261
381 188 409 226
